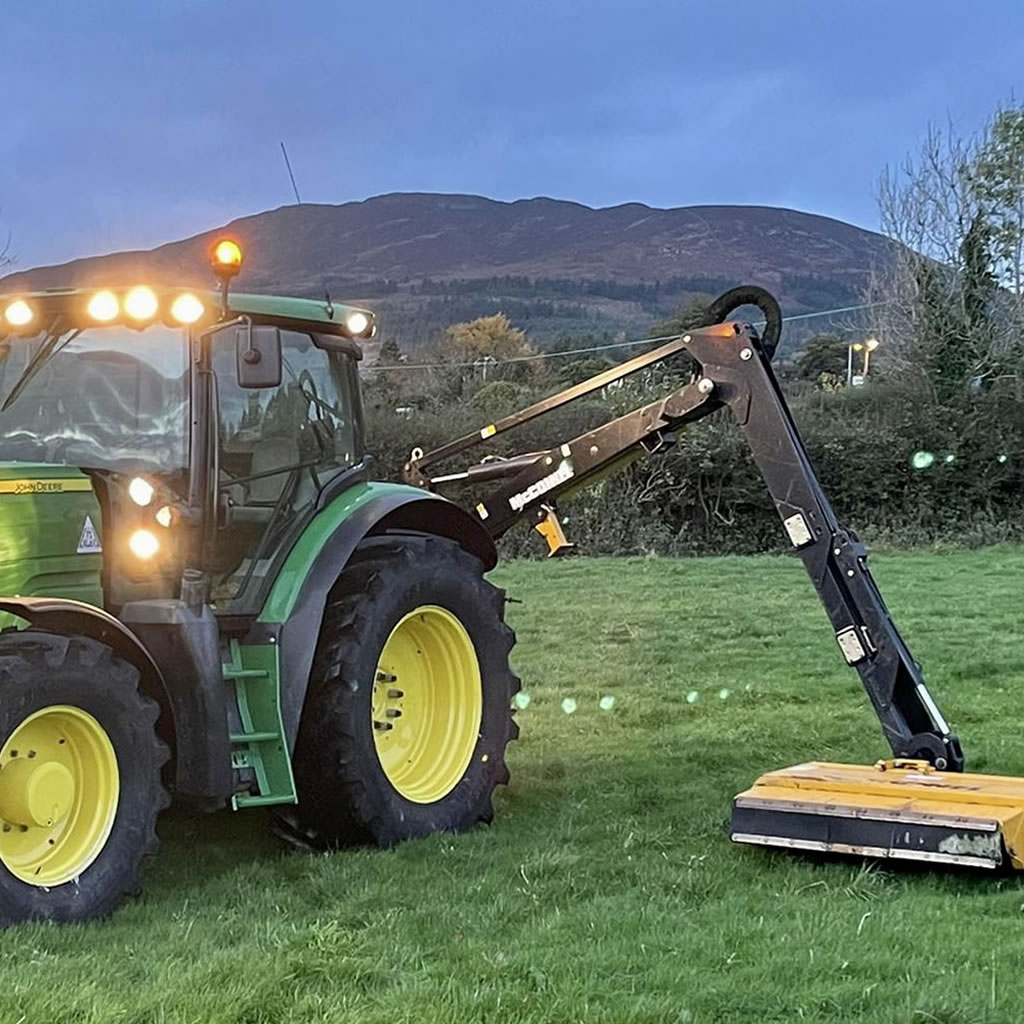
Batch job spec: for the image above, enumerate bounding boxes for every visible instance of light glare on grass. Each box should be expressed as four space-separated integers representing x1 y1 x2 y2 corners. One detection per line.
513 692 531 710
911 451 935 470
599 695 616 711
561 697 577 715
686 690 699 704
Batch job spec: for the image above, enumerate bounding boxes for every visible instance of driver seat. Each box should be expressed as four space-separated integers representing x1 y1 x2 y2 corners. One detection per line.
247 436 301 505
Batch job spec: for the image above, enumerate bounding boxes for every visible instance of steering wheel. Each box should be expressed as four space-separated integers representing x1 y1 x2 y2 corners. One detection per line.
296 370 338 422
296 370 339 458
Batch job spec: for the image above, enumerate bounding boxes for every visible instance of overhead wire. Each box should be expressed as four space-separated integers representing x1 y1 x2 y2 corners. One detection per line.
370 298 887 372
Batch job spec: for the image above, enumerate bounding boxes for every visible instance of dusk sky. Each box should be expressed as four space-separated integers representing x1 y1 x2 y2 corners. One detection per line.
5 0 1024 271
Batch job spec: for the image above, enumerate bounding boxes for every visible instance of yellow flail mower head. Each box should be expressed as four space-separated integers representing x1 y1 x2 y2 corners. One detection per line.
732 760 1024 871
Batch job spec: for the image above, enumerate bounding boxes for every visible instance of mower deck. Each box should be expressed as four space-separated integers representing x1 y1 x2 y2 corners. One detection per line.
731 760 1024 870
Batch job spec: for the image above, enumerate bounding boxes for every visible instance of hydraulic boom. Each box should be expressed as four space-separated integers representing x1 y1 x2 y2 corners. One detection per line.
405 287 963 772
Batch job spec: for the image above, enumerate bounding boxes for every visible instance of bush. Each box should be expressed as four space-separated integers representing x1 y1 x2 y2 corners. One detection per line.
365 375 1024 559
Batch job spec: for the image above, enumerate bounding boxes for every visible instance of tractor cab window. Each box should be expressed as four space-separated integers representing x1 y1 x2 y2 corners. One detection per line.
0 324 189 474
210 327 364 608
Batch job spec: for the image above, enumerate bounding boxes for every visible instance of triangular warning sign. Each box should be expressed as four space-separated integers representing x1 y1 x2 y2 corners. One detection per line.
77 515 102 554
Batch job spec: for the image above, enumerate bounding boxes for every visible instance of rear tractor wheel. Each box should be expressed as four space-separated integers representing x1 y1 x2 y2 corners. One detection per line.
293 534 520 846
0 632 167 925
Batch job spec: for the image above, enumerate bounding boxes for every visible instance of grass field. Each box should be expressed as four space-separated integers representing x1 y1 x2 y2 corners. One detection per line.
2 547 1024 1024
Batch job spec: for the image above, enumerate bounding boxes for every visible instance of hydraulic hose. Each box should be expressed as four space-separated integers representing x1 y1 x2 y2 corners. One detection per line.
705 286 783 360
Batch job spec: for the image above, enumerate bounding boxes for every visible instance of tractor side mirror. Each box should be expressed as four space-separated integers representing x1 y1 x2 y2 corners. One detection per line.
235 322 282 389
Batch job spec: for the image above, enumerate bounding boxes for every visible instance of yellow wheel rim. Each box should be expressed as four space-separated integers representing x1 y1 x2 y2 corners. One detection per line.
372 605 483 804
0 706 119 886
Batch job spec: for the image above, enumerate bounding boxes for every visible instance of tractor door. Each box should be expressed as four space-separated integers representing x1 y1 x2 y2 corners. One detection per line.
208 327 364 611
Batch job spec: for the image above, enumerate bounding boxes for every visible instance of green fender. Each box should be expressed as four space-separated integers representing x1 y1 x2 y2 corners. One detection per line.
258 481 496 750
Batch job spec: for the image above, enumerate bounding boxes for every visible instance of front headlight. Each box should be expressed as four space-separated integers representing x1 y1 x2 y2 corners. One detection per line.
3 300 34 327
128 477 155 506
345 311 370 337
124 286 158 321
129 529 160 559
87 291 120 322
171 293 204 325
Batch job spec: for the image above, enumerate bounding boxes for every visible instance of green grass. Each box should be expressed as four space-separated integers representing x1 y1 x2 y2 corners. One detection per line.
3 547 1024 1024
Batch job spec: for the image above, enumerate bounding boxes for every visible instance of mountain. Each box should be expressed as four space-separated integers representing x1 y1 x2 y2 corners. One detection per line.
0 193 893 351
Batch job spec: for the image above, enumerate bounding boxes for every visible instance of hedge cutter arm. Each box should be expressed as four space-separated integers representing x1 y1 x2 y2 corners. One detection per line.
405 288 962 773
403 287 1024 871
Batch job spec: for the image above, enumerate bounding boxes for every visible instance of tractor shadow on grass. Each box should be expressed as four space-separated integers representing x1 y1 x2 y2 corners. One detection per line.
142 806 289 897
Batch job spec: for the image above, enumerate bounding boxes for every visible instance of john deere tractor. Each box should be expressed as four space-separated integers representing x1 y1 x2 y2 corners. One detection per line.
0 241 518 924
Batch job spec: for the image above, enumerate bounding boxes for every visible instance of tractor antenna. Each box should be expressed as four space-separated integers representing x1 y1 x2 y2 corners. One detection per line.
280 141 302 205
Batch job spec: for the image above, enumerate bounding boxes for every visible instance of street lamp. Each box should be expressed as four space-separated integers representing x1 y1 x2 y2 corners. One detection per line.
846 341 865 387
863 337 880 376
846 338 880 386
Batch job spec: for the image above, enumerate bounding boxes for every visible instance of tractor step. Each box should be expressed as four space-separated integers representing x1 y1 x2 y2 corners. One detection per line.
731 760 1024 870
223 640 295 809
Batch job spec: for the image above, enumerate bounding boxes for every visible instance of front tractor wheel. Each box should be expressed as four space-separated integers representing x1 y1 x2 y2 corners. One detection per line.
293 534 519 846
0 632 167 926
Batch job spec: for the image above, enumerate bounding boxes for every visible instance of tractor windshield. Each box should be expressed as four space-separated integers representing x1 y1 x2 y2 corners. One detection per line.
0 324 189 473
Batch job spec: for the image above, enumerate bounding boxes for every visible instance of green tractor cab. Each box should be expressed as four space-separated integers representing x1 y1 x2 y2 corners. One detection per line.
0 243 518 924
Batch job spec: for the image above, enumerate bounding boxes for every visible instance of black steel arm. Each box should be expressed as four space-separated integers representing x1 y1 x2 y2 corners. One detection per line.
403 295 963 771
683 324 963 771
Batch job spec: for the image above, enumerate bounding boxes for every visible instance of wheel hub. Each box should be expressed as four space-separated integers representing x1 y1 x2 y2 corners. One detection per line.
0 758 75 828
372 605 483 804
0 706 119 886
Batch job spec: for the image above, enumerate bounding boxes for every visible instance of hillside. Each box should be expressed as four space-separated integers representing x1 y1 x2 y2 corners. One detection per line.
0 193 893 350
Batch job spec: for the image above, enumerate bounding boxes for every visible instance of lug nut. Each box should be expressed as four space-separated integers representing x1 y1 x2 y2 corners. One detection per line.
697 378 715 394
373 721 393 732
387 688 404 699
376 672 397 683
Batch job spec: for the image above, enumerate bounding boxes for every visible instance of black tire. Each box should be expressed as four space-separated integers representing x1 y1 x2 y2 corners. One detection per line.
292 533 520 846
0 631 168 925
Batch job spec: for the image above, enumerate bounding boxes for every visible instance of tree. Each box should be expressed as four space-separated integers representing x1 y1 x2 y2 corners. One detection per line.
653 292 715 336
0 224 13 277
970 105 1024 300
439 313 544 387
375 338 405 366
443 313 533 360
870 105 1024 399
793 334 848 382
